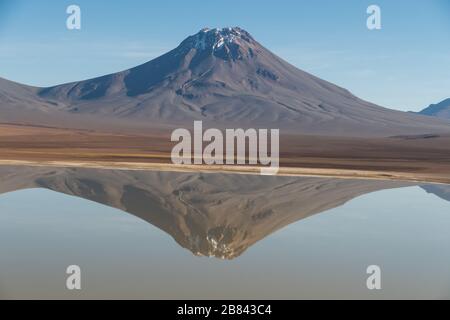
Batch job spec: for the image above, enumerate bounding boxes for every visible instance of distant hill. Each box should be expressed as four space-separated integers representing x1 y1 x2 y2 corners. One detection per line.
419 98 450 119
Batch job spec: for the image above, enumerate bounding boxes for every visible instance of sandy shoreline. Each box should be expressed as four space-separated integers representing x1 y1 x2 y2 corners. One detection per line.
0 159 448 185
1 123 450 184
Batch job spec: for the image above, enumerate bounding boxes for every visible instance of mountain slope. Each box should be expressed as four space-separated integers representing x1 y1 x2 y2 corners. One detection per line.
419 98 450 119
1 27 450 136
0 78 57 123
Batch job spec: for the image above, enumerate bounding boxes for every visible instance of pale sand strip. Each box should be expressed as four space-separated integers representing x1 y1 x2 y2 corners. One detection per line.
0 159 448 184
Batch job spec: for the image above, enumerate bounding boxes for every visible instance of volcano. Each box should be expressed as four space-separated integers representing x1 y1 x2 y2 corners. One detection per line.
1 27 449 136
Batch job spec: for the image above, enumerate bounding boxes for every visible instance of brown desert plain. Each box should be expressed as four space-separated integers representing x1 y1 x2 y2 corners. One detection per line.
1 123 450 184
1 28 450 183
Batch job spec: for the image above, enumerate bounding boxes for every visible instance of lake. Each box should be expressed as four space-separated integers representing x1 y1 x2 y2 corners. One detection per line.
0 165 449 299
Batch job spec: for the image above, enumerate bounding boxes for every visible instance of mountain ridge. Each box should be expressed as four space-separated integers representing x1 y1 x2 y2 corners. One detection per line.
419 98 450 119
1 27 450 136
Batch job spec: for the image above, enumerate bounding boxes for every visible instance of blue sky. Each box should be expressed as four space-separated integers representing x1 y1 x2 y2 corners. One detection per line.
0 0 448 111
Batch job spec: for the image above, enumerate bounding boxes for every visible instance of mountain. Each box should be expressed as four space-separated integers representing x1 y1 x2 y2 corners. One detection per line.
419 98 450 119
0 165 411 259
421 184 450 202
0 78 97 127
1 27 450 136
0 78 55 124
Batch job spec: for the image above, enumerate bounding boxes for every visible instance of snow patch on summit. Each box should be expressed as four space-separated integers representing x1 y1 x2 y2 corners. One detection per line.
192 27 246 51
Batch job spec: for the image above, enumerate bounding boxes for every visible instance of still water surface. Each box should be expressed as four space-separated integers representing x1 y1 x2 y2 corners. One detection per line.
0 165 449 299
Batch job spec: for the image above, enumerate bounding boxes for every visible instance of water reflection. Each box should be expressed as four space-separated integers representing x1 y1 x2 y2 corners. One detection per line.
0 165 434 260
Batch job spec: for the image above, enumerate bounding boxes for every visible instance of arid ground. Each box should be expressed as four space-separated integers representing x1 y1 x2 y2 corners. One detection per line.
1 123 450 184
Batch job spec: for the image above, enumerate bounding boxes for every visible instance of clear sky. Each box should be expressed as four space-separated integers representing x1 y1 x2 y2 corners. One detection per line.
0 0 448 111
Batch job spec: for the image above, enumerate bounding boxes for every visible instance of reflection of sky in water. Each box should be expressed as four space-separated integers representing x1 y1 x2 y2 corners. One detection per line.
0 186 449 299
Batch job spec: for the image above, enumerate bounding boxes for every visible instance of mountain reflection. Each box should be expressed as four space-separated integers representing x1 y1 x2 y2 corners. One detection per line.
0 165 446 260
